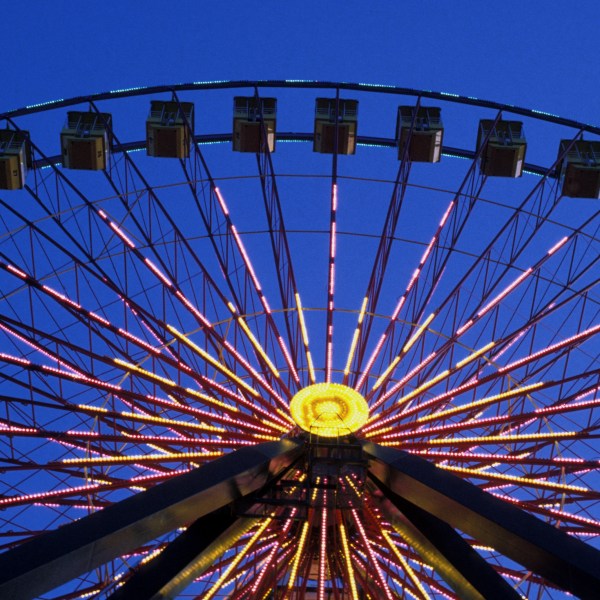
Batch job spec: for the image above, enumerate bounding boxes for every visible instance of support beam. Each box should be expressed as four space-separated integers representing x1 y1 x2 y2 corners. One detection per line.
363 441 600 599
109 506 258 600
370 481 520 599
0 439 303 600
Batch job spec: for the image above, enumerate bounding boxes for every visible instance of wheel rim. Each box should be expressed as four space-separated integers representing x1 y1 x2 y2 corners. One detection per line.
0 81 599 599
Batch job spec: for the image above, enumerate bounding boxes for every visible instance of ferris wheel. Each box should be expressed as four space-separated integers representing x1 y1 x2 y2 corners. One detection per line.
0 80 599 599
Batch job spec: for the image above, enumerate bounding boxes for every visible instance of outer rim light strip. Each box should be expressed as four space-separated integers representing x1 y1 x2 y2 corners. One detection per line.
167 325 259 398
220 186 299 384
498 322 600 374
0 483 105 506
0 322 84 378
355 333 387 391
360 198 455 392
477 268 533 319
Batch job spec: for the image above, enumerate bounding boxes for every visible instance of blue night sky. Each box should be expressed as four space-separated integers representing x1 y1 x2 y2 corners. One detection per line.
2 2 599 124
1 4 600 599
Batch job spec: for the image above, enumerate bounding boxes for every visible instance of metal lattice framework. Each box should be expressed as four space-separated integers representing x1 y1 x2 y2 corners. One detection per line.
0 81 599 599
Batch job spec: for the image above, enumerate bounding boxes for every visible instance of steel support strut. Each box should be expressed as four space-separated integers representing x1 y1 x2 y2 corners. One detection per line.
370 481 520 600
363 441 600 599
108 506 258 600
0 439 303 600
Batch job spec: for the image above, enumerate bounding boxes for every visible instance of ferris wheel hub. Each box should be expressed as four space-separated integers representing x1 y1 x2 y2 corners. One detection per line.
289 382 369 438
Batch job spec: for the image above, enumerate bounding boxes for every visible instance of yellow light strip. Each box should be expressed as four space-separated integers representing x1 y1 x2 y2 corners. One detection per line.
344 330 360 376
343 474 362 498
396 369 451 407
139 546 165 566
380 529 431 600
236 314 281 379
416 382 544 423
77 404 226 433
339 523 360 600
183 387 236 412
372 313 436 393
287 520 310 592
372 356 401 391
455 341 496 369
402 313 436 355
167 325 259 398
146 443 173 455
344 296 369 376
123 411 226 432
296 292 309 347
62 450 222 465
305 351 317 384
203 517 273 600
439 464 590 494
311 476 321 503
77 404 108 414
424 430 578 445
296 293 316 383
113 357 234 413
114 357 175 387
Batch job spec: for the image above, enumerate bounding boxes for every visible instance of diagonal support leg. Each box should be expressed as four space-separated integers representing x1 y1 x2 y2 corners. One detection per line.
363 441 600 600
370 480 520 599
0 439 303 600
109 505 258 600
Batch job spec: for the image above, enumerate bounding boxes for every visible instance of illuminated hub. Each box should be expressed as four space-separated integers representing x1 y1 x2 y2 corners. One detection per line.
290 383 369 438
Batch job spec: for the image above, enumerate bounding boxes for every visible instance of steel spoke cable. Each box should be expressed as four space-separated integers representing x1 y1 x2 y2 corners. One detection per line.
164 93 298 396
0 195 292 427
366 325 600 437
3 125 290 416
353 113 505 393
364 131 585 410
0 313 283 435
97 138 291 408
342 100 419 387
252 86 308 387
365 220 600 432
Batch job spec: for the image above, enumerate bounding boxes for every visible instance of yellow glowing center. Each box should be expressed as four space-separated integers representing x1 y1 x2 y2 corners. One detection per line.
289 383 369 438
